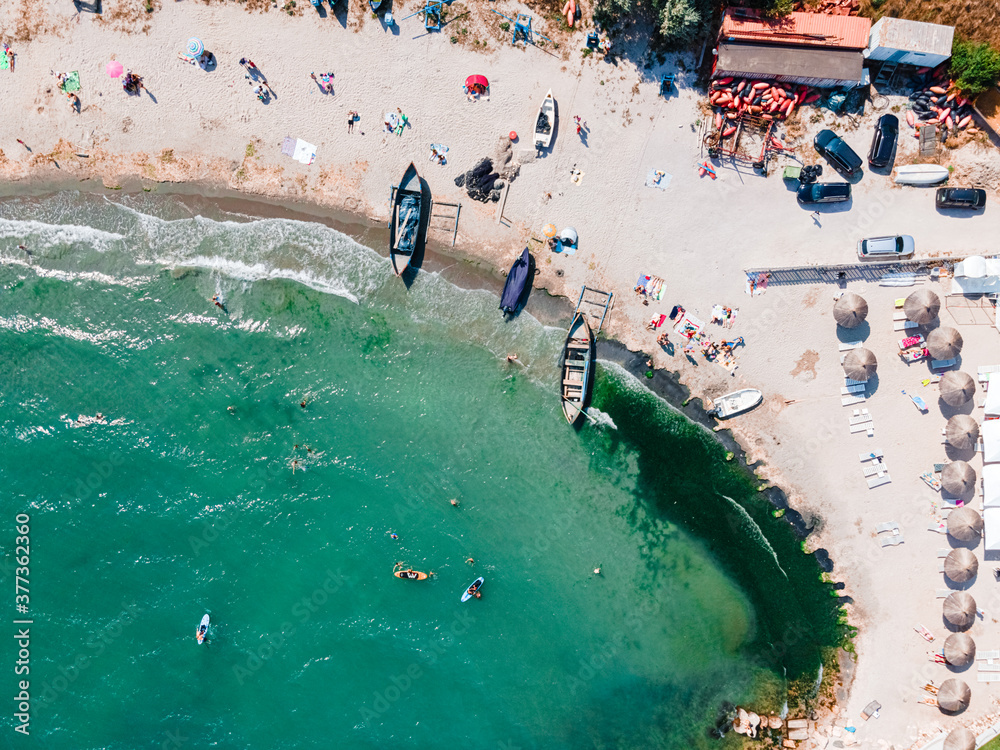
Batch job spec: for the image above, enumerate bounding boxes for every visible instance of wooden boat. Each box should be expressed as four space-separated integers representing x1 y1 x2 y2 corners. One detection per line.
708 389 763 419
560 313 593 424
894 164 949 186
533 90 556 149
499 247 531 316
389 163 424 276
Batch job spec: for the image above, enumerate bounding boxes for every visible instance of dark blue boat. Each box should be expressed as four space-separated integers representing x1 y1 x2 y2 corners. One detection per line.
499 248 531 316
390 163 424 277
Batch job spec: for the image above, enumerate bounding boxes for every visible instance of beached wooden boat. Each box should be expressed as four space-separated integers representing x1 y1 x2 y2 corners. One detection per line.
390 162 424 276
560 313 593 424
533 89 555 149
894 164 949 186
709 389 763 419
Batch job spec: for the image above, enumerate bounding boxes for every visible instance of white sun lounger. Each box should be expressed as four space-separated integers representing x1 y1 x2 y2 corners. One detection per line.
839 340 862 352
875 522 900 535
850 415 874 426
842 384 866 395
938 560 945 573
928 522 947 534
863 463 889 477
977 650 1000 660
868 475 892 489
843 395 867 406
893 310 907 321
979 663 1000 672
879 533 904 547
860 450 884 462
937 549 949 558
893 320 918 331
979 365 1000 381
850 422 874 434
978 673 1000 683
936 589 952 598
846 378 868 387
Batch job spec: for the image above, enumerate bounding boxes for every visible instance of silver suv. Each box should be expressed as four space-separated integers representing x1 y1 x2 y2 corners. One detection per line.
857 235 914 259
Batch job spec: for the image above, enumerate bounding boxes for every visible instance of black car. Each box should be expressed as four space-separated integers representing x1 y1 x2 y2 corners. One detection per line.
936 188 987 210
797 182 851 204
868 114 899 168
814 129 863 177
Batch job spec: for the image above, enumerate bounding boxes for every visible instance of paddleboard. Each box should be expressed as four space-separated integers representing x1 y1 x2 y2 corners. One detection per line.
394 569 428 580
893 164 949 186
461 577 484 602
196 614 210 645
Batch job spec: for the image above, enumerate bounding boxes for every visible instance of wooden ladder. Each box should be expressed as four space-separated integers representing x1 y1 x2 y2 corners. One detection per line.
429 201 461 247
573 286 614 335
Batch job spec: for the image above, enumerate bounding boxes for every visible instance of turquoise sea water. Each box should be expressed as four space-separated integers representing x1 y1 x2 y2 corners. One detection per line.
0 193 841 749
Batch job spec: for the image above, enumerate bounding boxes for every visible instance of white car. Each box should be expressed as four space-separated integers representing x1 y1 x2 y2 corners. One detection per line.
857 235 914 260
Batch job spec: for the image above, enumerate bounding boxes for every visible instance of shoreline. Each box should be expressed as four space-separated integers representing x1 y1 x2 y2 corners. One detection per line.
2 178 850 723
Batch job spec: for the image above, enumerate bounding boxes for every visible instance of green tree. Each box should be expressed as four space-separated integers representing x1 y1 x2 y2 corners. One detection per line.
950 38 1000 97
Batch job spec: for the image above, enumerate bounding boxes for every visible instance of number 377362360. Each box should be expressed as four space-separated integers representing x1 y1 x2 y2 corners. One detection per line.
15 514 29 610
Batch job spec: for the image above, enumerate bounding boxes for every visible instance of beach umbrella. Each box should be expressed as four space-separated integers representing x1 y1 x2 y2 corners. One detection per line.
843 348 877 382
833 293 868 328
943 592 977 630
942 461 977 496
927 327 964 360
943 635 977 669
904 289 940 324
947 507 983 542
465 74 489 93
559 227 578 246
186 37 204 57
542 223 557 238
946 415 980 450
944 548 978 583
106 61 124 78
940 372 977 407
937 679 971 713
944 728 976 750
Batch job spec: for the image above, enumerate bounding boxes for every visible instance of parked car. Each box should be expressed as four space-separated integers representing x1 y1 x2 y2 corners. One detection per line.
857 235 914 259
936 187 987 210
814 129 863 177
868 114 899 168
797 182 851 204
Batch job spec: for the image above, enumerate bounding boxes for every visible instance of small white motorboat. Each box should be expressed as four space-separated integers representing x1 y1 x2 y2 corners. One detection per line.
709 389 763 419
533 90 556 149
894 164 949 186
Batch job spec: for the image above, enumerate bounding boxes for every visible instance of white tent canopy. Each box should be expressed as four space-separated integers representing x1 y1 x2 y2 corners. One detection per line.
985 464 1000 508
986 373 1000 418
985 420 1000 464
951 256 1000 295
985 507 1000 553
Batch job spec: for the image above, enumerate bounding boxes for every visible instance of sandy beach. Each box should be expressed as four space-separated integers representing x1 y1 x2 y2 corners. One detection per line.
4 0 1000 746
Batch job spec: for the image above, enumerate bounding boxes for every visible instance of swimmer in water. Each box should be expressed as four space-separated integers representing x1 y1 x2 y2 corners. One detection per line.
390 532 398 540
465 557 474 565
450 498 459 507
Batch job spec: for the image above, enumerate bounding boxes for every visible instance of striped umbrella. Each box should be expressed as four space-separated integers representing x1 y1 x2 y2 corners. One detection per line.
186 37 204 57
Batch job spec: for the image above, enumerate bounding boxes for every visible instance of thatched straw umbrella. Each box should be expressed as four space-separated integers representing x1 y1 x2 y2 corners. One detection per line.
941 372 977 408
834 293 868 328
944 548 979 583
843 348 877 381
938 679 971 713
942 461 977 496
927 327 964 360
944 635 977 669
943 592 977 630
946 415 980 450
948 507 984 542
904 289 941 325
944 728 976 750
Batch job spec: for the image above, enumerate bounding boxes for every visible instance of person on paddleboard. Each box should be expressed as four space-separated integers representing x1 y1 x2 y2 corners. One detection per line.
467 581 481 599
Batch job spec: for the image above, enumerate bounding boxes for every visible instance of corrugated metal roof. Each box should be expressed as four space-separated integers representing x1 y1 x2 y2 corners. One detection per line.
717 42 864 84
875 17 953 57
720 9 871 50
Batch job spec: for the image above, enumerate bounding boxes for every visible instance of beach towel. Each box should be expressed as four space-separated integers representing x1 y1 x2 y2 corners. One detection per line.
674 313 704 339
554 240 576 256
62 71 81 92
0 54 8 71
280 137 296 158
394 114 409 136
652 314 666 328
635 274 650 292
292 139 316 165
648 276 665 300
644 168 672 190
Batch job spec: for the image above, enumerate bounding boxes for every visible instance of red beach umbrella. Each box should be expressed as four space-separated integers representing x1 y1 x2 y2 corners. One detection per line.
465 75 489 94
106 61 124 78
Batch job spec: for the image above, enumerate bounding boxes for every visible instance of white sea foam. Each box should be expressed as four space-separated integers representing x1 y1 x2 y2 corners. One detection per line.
0 218 125 250
718 492 788 579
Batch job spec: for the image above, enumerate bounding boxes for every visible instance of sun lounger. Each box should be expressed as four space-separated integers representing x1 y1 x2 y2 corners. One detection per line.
932 358 957 371
936 589 951 598
914 625 934 642
893 320 919 331
977 673 1000 683
860 450 884 462
875 522 900 534
893 310 907 321
979 663 1000 672
921 472 942 491
868 474 892 489
867 424 875 437
850 422 874 433
850 415 874 426
979 365 1000 380
879 533 904 547
938 560 945 572
846 378 868 387
899 335 925 350
894 298 905 308
928 522 947 533
977 650 1000 660
861 700 882 720
842 384 866 395
838 340 862 352
937 549 949 558
843 395 867 406
862 463 889 477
